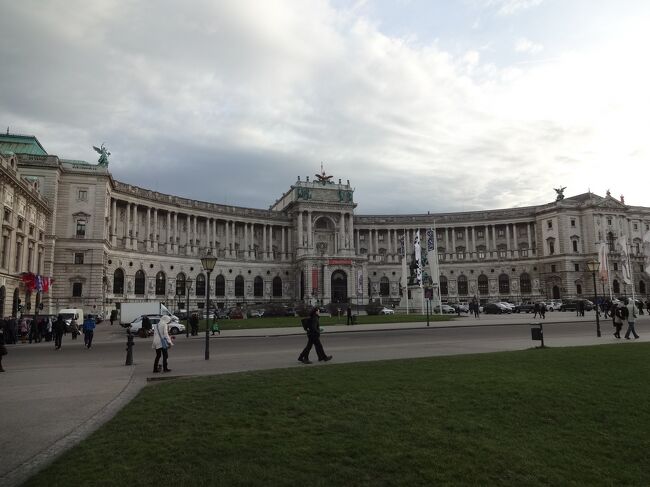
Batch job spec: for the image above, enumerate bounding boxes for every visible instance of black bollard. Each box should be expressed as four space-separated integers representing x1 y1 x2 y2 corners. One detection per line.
125 330 134 366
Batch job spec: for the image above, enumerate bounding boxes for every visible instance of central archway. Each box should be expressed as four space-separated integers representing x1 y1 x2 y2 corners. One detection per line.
331 270 348 303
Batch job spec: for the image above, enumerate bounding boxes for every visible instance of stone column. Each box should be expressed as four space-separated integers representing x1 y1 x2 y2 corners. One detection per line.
513 223 519 258
125 203 131 249
153 209 159 252
146 207 151 249
281 226 286 260
527 222 532 253
194 215 198 252
269 225 273 259
166 211 171 253
133 204 138 248
506 223 511 256
465 227 469 256
471 226 476 256
297 212 303 249
374 228 379 255
111 198 117 238
224 219 230 257
348 213 353 249
262 224 267 260
491 225 497 252
388 229 393 254
444 227 449 256
356 229 360 254
243 222 248 259
307 211 313 250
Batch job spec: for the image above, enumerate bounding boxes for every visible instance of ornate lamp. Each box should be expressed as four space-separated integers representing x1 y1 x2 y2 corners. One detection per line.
200 249 217 360
586 259 601 337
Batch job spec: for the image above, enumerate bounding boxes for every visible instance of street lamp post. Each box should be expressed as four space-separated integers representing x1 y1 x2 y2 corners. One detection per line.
200 249 217 360
586 259 601 337
185 279 192 338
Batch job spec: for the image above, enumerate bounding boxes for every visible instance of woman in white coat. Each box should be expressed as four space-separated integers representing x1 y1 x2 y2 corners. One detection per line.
152 315 173 373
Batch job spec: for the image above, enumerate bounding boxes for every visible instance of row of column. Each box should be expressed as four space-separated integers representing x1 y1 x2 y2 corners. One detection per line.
111 199 293 260
354 222 536 259
296 210 354 253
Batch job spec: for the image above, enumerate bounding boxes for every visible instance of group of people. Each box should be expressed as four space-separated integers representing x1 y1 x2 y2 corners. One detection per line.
600 299 650 319
533 302 547 319
611 298 641 339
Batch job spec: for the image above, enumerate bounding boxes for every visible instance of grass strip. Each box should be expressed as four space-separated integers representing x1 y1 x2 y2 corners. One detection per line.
23 343 650 486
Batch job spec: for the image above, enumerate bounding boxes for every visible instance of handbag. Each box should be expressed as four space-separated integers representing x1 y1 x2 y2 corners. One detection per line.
155 324 172 349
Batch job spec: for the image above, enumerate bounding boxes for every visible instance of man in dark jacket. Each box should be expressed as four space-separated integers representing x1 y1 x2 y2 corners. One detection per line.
53 315 66 350
297 308 332 364
189 313 199 336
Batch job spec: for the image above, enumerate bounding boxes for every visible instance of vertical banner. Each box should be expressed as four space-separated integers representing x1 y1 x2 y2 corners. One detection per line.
311 268 319 295
357 268 364 295
414 229 422 287
644 230 650 275
426 228 439 286
618 236 632 285
597 242 609 282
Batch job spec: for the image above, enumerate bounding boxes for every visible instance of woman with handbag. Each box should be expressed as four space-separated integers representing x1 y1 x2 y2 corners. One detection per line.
152 315 173 373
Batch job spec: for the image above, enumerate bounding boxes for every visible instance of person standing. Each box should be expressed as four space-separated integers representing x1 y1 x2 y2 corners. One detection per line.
612 304 623 339
110 309 117 326
298 307 332 364
623 298 639 339
189 313 199 336
472 299 480 319
83 315 96 349
152 315 173 373
539 302 546 319
533 302 539 319
53 315 65 350
70 317 80 340
346 306 353 326
0 328 7 372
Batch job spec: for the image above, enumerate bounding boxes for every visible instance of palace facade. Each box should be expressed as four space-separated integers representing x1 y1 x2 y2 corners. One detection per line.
1 132 649 317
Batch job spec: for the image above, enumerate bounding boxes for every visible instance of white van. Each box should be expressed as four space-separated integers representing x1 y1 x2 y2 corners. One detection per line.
58 308 84 327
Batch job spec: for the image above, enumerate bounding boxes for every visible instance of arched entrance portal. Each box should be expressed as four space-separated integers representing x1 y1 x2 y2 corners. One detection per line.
331 270 348 303
552 285 560 300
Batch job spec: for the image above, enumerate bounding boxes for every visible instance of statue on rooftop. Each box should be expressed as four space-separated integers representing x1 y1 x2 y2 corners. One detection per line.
315 162 333 184
553 186 566 201
93 143 110 167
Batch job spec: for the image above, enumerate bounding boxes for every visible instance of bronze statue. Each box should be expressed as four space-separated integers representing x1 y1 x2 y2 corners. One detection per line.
553 186 566 201
93 143 110 166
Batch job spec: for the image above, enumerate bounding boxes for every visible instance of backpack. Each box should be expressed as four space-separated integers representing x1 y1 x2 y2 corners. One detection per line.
301 317 311 331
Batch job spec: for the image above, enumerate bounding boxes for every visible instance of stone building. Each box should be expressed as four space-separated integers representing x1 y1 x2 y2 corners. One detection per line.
1 132 649 317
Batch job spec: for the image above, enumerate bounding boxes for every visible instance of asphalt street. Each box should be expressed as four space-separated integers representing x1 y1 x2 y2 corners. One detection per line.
1 312 648 486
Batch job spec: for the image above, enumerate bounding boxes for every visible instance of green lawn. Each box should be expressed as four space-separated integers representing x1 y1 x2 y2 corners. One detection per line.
24 343 650 486
190 313 453 331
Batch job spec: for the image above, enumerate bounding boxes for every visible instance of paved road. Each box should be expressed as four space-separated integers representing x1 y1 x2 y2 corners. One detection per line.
1 312 647 486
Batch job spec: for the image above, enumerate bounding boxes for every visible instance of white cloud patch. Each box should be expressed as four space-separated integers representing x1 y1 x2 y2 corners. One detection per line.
484 0 544 16
514 37 544 54
0 0 649 213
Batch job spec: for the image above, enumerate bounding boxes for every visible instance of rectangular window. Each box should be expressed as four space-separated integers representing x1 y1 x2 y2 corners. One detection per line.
574 264 579 271
0 235 8 268
76 219 86 237
633 223 638 230
478 250 485 259
27 246 33 271
547 220 552 229
613 263 618 271
78 189 88 201
457 252 465 260
571 219 576 227
29 225 34 236
607 218 612 225
14 241 22 271
3 209 10 222
74 252 84 264
642 264 645 273
72 282 83 297
498 250 507 258
497 229 505 237
572 240 578 252
360 235 365 241
378 234 384 241
477 230 484 238
456 232 464 240
551 264 556 273
521 249 528 257
549 241 555 254
17 219 23 230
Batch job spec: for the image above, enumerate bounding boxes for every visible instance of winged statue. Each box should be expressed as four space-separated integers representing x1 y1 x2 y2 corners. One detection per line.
553 186 566 201
93 143 111 167
315 162 333 184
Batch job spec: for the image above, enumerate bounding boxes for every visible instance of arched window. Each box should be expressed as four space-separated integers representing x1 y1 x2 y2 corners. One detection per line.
499 273 510 294
214 275 225 296
155 271 166 295
272 276 282 297
134 270 146 295
440 276 448 295
457 275 468 295
613 279 620 295
235 275 245 297
254 276 263 297
478 274 489 295
520 273 531 294
380 276 390 296
176 273 186 296
576 283 582 295
640 280 646 295
196 274 206 296
113 269 124 294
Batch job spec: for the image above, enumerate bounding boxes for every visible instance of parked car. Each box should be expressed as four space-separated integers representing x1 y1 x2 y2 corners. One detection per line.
86 313 103 324
560 299 594 312
496 302 516 312
248 309 265 318
451 304 469 313
285 307 296 317
128 314 185 336
228 308 244 319
379 307 395 315
433 304 456 314
483 303 511 314
515 302 536 313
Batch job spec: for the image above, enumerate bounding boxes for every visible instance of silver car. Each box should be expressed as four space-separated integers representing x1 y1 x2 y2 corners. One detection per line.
128 314 185 336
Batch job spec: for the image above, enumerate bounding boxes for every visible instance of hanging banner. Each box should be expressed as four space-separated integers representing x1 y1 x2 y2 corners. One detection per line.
414 229 422 287
357 268 364 295
311 268 319 294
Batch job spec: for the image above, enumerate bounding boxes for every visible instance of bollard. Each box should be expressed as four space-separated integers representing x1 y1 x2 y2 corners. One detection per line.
531 322 545 348
125 329 134 365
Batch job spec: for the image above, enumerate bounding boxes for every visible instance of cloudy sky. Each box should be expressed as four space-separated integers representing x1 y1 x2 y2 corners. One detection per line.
1 0 649 214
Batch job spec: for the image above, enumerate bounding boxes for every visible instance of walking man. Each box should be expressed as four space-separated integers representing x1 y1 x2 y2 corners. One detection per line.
346 306 353 326
298 307 332 364
623 298 640 339
83 315 96 348
53 315 65 350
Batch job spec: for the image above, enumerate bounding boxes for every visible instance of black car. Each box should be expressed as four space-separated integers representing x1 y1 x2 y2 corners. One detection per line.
483 303 504 314
560 299 594 312
515 303 536 313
